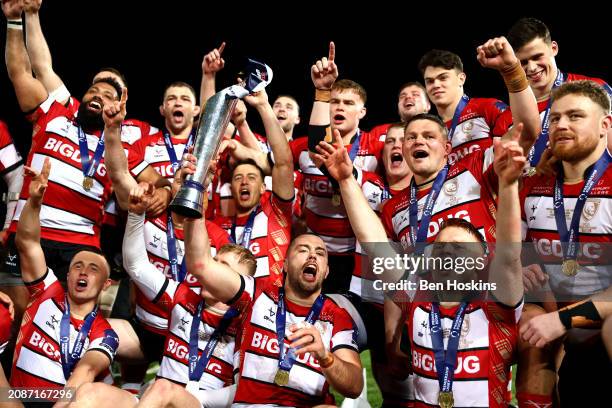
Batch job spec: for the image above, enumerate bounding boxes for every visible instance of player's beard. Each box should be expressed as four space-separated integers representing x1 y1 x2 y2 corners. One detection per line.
286 270 322 298
77 102 105 132
552 133 599 164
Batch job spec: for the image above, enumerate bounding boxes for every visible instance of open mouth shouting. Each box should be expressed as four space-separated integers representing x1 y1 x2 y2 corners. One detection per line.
75 278 89 292
239 186 251 201
389 152 404 168
87 98 103 113
302 262 318 283
412 149 430 160
333 113 346 125
171 109 186 124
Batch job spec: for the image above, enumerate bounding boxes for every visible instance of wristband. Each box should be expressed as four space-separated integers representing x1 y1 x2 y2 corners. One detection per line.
6 19 23 31
558 300 602 330
501 61 528 93
315 89 331 102
318 352 335 368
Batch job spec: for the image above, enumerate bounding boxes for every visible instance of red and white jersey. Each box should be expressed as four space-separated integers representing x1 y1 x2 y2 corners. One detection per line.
11 269 117 388
368 123 393 142
445 97 512 165
132 259 242 391
8 99 147 247
231 276 358 407
291 133 384 254
405 300 521 408
0 301 12 355
381 148 498 250
0 120 23 175
131 131 192 183
213 193 292 284
350 171 393 304
68 97 157 227
138 216 230 334
521 163 612 298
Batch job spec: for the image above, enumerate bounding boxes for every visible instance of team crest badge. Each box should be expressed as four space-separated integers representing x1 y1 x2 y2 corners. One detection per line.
582 199 600 221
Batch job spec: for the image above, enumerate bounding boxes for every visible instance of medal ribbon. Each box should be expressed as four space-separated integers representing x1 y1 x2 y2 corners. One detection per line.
77 127 105 180
429 302 468 394
529 69 565 166
59 295 98 380
230 205 259 249
166 213 187 282
276 288 325 374
448 94 470 144
348 129 362 162
188 301 238 383
409 166 449 255
162 129 196 174
553 150 610 262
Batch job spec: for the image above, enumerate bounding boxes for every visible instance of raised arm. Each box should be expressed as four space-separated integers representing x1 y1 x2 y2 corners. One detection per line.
314 130 388 243
200 42 225 108
490 124 525 306
244 89 294 200
14 158 50 283
102 87 137 208
3 0 48 112
309 41 337 128
22 0 66 99
231 101 260 150
122 183 171 302
477 36 541 153
223 139 271 175
183 215 243 303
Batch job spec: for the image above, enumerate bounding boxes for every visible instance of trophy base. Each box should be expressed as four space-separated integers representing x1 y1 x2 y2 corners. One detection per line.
169 184 204 219
168 200 203 219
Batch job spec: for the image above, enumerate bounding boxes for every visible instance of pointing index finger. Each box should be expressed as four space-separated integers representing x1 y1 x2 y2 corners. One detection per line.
218 41 226 55
328 41 335 62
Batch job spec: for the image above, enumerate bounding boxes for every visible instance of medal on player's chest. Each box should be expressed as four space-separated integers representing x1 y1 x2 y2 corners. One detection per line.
331 192 341 207
82 176 94 191
438 390 454 408
273 368 290 386
562 259 578 277
525 167 537 177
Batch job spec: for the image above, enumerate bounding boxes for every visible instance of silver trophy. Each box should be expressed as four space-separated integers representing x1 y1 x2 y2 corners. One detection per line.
169 59 273 218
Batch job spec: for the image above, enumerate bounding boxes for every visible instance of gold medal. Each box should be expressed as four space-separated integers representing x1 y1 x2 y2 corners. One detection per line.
82 176 94 191
273 368 290 386
438 390 454 408
562 259 579 277
331 193 341 207
525 167 537 177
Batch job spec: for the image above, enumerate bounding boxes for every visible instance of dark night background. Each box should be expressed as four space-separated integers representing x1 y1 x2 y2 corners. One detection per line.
0 2 609 159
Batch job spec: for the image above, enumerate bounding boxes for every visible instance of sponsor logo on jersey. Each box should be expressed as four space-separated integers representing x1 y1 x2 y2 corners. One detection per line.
43 138 107 177
412 350 481 374
251 331 320 368
29 331 61 360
